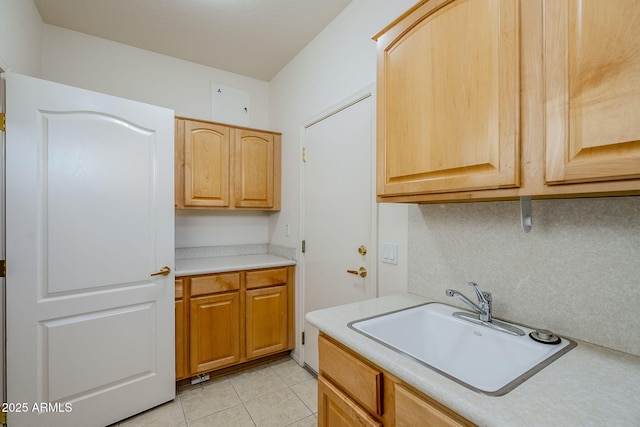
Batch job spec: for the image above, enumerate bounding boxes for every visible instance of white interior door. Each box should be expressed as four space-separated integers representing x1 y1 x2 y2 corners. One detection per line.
5 72 175 427
302 92 376 373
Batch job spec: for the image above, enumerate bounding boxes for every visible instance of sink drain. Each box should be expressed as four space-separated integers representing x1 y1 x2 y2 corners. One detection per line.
529 329 561 345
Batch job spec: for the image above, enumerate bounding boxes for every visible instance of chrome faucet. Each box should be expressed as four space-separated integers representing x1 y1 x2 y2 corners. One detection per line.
445 282 525 336
446 282 492 322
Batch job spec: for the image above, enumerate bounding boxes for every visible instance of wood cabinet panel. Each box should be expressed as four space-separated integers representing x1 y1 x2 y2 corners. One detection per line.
190 272 240 297
245 285 288 359
234 129 281 209
175 117 281 210
190 292 241 373
395 383 466 427
317 333 476 427
183 120 230 207
319 335 382 416
175 279 189 380
176 266 294 380
376 0 519 196
175 278 184 300
318 376 382 427
245 267 288 289
544 0 640 185
374 0 640 203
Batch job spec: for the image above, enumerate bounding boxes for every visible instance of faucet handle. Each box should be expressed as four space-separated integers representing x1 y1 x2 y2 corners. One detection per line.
467 282 488 303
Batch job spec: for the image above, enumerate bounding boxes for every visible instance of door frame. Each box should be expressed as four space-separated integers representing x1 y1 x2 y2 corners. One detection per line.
298 84 378 368
0 67 6 417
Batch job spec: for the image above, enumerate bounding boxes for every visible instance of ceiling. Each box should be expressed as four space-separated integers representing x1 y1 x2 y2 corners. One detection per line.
33 0 353 81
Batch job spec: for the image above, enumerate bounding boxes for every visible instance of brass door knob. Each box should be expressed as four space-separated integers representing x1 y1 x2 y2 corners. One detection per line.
150 266 171 277
346 267 367 278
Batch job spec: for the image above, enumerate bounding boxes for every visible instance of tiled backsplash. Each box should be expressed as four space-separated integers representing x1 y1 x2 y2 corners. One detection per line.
407 196 640 357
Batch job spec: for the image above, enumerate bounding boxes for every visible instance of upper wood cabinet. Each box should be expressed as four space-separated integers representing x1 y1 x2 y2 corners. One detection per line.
544 0 640 185
375 0 640 203
175 117 281 210
181 120 231 208
234 129 279 209
375 0 520 196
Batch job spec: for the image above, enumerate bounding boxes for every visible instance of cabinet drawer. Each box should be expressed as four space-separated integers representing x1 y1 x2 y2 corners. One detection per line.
319 335 382 416
191 273 240 297
246 267 288 289
175 278 184 300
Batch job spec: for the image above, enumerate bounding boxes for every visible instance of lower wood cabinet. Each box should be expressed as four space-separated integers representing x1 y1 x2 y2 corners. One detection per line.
318 334 476 427
175 265 294 381
318 376 382 427
175 278 189 380
190 292 241 372
246 285 288 359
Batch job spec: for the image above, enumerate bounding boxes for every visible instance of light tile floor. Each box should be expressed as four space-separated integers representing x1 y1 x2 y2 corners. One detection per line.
115 358 318 427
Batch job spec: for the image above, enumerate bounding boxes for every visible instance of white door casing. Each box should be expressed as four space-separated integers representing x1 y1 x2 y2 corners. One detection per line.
0 71 5 411
5 73 175 427
301 91 376 373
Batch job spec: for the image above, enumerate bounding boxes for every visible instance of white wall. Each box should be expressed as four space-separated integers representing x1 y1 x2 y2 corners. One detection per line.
269 0 416 360
41 25 270 126
175 211 269 248
40 24 273 248
0 0 43 75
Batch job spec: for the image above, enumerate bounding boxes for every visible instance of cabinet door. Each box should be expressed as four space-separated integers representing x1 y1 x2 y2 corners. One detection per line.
545 0 640 185
245 285 288 359
395 383 468 427
175 279 189 380
183 120 231 207
190 292 240 373
233 129 280 209
318 376 382 427
376 0 519 196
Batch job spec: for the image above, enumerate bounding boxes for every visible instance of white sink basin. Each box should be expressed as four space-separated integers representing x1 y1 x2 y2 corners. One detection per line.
349 303 576 395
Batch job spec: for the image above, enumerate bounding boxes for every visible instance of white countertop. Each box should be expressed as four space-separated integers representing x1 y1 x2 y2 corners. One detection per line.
306 293 640 427
175 254 296 276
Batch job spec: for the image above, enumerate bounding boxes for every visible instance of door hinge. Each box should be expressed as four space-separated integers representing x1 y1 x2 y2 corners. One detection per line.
0 260 5 278
302 147 306 162
0 410 6 424
0 113 5 132
301 331 305 345
301 240 305 253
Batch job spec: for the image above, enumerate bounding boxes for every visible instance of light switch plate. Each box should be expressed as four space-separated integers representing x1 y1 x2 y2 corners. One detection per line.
382 243 398 265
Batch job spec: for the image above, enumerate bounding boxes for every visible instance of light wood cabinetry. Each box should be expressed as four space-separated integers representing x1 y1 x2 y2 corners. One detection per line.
395 383 466 427
246 285 288 359
318 376 382 427
375 0 640 203
175 117 281 210
318 334 476 427
376 0 519 196
175 279 189 380
179 120 231 208
234 129 279 209
174 265 294 380
544 0 640 185
190 291 241 372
